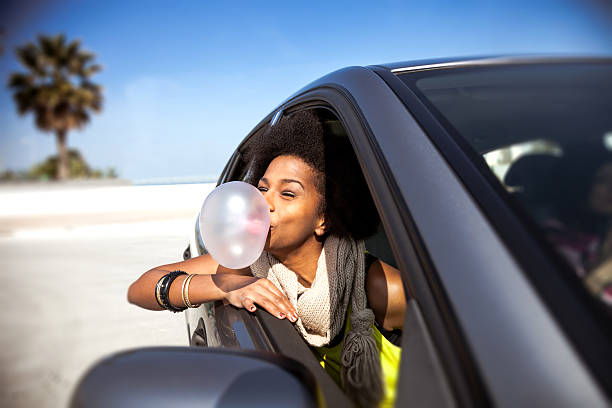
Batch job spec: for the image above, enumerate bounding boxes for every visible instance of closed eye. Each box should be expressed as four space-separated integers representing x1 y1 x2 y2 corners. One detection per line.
257 186 268 192
282 191 296 198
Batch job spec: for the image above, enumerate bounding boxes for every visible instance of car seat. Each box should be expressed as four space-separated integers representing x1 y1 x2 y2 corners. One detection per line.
503 153 561 221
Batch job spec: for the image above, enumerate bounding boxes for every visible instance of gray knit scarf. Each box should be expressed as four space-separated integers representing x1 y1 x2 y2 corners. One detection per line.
250 235 383 407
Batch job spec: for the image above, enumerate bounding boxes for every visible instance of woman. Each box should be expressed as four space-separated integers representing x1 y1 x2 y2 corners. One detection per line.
127 110 406 407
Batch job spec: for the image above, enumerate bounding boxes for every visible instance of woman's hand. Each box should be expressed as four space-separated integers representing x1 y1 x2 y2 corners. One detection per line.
212 274 298 322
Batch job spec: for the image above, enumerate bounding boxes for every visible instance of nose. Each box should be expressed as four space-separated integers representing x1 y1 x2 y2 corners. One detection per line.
263 191 275 212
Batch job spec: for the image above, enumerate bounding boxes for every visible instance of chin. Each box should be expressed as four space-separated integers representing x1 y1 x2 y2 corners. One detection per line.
264 240 283 256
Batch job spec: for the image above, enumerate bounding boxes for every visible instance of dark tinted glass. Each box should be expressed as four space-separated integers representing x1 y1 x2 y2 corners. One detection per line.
398 62 612 311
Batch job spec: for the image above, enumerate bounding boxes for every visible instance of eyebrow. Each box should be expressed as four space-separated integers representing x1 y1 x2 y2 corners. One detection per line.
260 177 304 189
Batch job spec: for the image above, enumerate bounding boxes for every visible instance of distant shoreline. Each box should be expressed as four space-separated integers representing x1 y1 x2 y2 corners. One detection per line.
0 175 219 191
132 175 218 186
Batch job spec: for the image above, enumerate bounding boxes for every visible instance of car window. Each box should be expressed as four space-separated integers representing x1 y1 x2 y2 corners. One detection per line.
398 62 612 312
239 107 408 406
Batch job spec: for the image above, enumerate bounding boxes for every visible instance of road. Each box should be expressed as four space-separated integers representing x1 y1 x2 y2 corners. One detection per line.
0 181 215 408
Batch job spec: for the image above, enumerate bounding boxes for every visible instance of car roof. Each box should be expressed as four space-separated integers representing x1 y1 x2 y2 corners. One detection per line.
269 55 612 116
371 55 612 73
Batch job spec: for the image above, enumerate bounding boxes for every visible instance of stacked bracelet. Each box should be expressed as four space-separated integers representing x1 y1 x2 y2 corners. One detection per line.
155 271 187 312
154 277 165 309
180 274 191 307
181 274 199 308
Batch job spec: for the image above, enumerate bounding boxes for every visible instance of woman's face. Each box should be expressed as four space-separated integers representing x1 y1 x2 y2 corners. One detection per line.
257 155 325 256
589 163 612 216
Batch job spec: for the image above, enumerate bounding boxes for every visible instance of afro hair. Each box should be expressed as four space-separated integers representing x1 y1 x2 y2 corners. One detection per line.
246 109 379 240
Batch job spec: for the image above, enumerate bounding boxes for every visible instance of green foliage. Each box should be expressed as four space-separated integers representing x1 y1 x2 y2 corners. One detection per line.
8 34 103 133
0 170 28 182
0 149 118 181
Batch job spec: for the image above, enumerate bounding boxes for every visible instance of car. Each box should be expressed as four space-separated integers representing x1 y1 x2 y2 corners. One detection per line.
72 56 612 407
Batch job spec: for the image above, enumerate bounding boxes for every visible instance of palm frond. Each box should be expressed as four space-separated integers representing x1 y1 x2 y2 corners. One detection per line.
8 72 34 89
9 33 103 134
82 64 102 77
15 43 45 76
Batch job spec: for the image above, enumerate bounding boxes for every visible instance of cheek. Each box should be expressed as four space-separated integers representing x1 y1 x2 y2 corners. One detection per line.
273 205 318 241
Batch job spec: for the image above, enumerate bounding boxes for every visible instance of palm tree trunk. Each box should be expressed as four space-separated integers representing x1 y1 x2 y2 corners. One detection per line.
56 129 69 180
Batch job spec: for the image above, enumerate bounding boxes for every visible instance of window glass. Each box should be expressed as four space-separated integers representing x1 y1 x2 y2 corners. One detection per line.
398 63 612 310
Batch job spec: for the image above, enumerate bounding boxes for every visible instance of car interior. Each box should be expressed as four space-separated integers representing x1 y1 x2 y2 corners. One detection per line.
500 149 562 222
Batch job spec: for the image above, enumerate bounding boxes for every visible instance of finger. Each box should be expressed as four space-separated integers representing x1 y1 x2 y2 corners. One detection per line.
242 296 256 312
258 281 298 320
256 288 298 322
253 291 286 319
277 295 298 322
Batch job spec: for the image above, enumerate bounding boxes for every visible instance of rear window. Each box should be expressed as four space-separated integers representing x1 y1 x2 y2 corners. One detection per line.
397 62 612 310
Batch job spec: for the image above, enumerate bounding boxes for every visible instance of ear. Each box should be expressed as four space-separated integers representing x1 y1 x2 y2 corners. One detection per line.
314 215 326 237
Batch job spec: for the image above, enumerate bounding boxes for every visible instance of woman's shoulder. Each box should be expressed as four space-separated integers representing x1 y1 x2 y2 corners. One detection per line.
365 256 406 331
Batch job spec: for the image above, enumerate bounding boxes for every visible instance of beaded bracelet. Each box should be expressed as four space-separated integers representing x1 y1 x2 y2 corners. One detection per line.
158 271 187 312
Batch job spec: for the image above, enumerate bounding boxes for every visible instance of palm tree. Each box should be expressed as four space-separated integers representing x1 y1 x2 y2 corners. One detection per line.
8 34 103 180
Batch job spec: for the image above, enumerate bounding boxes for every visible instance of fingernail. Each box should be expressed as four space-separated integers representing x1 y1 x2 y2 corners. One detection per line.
250 306 256 312
289 315 297 322
279 312 285 318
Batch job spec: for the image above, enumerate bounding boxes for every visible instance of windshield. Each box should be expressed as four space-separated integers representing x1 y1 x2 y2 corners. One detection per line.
397 62 612 311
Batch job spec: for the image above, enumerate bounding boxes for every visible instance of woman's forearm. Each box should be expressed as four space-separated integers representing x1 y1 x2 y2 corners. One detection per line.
127 268 227 310
127 268 258 311
128 253 224 310
127 267 297 321
127 268 165 310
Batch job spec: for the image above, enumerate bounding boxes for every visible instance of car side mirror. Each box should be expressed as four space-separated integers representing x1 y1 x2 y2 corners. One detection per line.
70 347 320 408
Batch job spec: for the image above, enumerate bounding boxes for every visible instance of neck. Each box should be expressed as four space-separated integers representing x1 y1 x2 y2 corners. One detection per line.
273 236 323 287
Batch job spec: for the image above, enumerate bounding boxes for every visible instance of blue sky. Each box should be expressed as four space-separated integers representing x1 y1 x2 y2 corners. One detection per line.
1 0 611 181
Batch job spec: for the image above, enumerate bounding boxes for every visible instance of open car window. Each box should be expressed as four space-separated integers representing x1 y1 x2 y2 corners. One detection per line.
233 106 407 405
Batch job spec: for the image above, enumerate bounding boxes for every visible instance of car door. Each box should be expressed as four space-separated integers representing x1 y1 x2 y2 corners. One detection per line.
283 64 608 407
